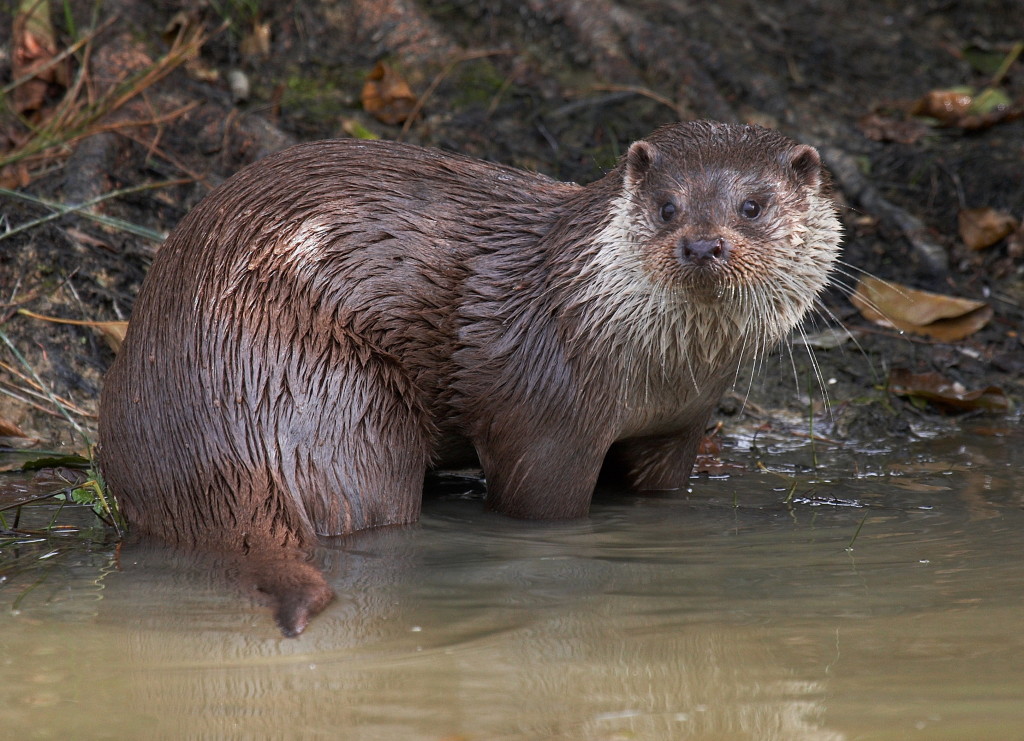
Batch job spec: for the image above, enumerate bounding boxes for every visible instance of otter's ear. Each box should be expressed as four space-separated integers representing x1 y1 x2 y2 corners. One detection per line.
785 144 823 191
625 140 661 187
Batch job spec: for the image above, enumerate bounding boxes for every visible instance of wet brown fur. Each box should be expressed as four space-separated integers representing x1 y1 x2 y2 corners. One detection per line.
98 121 841 635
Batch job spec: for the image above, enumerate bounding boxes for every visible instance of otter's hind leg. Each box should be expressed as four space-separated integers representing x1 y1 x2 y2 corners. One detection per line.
290 347 433 537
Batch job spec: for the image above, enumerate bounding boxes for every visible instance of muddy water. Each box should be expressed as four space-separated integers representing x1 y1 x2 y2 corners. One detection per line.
2 429 1023 740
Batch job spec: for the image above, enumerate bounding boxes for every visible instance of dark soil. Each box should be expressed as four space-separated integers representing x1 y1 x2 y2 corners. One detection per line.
2 0 1022 454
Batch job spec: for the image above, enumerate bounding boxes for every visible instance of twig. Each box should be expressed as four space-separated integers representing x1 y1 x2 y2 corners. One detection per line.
0 490 68 514
0 375 94 419
400 49 515 139
592 83 686 120
115 127 211 188
818 143 949 275
90 100 200 135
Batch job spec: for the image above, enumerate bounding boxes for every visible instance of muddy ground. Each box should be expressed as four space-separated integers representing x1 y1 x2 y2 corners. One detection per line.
1 0 1022 457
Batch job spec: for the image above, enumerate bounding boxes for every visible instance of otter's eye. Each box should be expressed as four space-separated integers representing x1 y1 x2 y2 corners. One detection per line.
741 199 762 219
659 202 677 221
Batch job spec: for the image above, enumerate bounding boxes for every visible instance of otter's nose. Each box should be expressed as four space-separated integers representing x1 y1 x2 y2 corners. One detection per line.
678 236 730 265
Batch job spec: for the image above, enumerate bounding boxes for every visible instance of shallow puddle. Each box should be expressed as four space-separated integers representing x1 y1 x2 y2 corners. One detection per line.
2 429 1023 740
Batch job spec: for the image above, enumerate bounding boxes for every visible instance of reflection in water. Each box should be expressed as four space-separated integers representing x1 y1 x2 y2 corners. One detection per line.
98 524 851 740
2 430 1023 739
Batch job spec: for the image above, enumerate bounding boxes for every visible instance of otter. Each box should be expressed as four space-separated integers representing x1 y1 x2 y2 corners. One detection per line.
98 121 841 635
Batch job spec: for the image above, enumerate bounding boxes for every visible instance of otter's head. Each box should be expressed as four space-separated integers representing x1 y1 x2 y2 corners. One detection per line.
606 121 841 348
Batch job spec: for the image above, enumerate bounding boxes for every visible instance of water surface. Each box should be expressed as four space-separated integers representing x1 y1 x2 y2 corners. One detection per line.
2 429 1022 740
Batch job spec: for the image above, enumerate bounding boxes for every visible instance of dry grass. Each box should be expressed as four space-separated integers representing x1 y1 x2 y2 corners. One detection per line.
0 4 208 547
1 9 213 184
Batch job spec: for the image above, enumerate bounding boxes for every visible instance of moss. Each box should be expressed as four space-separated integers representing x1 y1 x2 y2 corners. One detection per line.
447 59 510 109
275 68 366 132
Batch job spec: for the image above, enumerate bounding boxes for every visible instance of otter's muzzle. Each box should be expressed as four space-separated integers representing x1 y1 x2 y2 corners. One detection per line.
678 236 731 266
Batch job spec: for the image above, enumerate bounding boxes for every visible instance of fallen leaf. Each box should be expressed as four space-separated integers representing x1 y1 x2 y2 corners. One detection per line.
911 86 1019 130
12 0 68 117
0 162 32 189
912 87 975 125
18 309 128 353
692 423 746 476
696 433 721 457
362 62 417 126
240 21 272 60
95 321 128 352
850 275 991 342
958 207 1019 250
888 368 1011 413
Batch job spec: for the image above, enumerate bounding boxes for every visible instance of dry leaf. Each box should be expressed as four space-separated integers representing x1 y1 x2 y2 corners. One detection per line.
95 321 128 353
240 22 272 60
888 368 1011 413
361 62 417 126
911 86 1018 130
912 88 974 125
958 207 1019 250
12 0 68 116
691 424 744 476
0 162 32 189
18 309 128 353
850 275 991 342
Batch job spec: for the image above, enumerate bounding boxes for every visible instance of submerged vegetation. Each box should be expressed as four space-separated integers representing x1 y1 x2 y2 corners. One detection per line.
0 447 119 605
